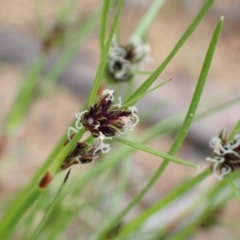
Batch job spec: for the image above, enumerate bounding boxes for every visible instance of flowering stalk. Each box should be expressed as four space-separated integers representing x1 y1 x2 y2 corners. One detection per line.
206 129 240 180
62 89 139 169
107 36 151 81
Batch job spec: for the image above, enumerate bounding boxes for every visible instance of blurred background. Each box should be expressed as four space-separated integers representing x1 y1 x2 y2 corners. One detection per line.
0 0 240 239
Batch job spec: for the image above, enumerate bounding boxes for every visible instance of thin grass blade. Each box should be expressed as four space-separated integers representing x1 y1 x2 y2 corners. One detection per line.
228 120 240 141
116 16 224 237
225 175 240 202
0 128 84 239
100 14 223 239
30 170 71 240
100 0 111 53
130 0 165 40
114 138 198 168
118 169 211 238
88 0 125 106
125 0 214 105
121 79 170 108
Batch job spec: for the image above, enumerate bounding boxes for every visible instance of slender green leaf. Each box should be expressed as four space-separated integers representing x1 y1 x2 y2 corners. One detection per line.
125 0 214 105
88 0 125 106
0 128 84 239
114 138 199 168
225 175 240 202
121 79 170 108
228 120 240 141
167 179 231 240
131 0 165 40
30 170 71 240
116 16 224 237
118 169 211 237
100 15 223 239
100 0 111 53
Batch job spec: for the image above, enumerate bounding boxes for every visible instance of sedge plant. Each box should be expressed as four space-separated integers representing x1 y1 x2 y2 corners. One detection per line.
0 0 240 240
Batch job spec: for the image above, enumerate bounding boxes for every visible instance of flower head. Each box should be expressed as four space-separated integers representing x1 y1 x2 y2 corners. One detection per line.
206 129 240 180
65 89 139 168
107 36 151 81
61 140 101 170
80 89 139 138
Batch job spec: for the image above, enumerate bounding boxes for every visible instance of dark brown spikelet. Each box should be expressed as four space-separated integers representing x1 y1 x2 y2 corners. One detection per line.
61 141 101 170
80 91 133 138
64 89 139 169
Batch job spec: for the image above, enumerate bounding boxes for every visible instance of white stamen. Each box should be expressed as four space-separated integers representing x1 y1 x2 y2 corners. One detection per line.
206 156 231 180
102 89 115 102
67 127 79 142
218 166 232 180
117 106 139 135
209 137 226 155
206 156 224 180
131 37 152 63
113 96 122 108
75 110 87 130
68 110 87 141
128 106 139 128
93 132 112 155
207 132 240 180
108 57 132 80
109 35 126 59
115 63 131 80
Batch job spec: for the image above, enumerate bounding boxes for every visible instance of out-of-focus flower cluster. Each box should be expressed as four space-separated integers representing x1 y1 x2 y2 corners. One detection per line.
62 89 139 169
107 36 151 81
206 129 240 180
